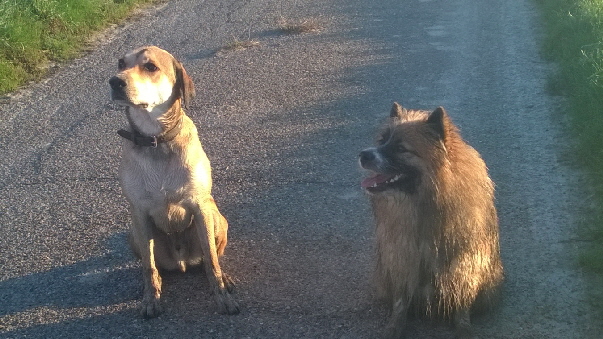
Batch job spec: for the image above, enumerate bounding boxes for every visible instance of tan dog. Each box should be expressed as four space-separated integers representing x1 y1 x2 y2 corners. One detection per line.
109 46 239 318
359 103 503 338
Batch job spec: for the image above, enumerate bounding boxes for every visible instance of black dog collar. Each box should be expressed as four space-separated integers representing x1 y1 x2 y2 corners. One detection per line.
117 117 182 148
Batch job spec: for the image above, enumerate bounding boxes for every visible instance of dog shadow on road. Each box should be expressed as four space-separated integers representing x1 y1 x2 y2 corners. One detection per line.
0 230 236 337
0 232 140 330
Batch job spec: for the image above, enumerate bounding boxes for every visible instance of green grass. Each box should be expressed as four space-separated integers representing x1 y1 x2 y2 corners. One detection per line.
535 0 603 315
0 0 159 94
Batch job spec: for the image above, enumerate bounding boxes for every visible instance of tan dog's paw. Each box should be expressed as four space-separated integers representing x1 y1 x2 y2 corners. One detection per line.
223 273 236 293
140 295 163 318
214 290 240 315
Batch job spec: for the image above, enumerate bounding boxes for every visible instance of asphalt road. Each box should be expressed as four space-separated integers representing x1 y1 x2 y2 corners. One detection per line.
0 0 599 338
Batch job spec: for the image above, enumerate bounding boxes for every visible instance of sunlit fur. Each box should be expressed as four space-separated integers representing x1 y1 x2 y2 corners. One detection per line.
363 103 503 339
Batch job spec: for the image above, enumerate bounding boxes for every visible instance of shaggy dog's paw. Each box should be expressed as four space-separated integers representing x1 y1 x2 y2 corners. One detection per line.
454 325 474 339
385 325 406 339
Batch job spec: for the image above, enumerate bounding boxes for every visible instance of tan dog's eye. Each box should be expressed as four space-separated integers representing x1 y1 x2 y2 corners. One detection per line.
143 62 158 72
118 59 125 70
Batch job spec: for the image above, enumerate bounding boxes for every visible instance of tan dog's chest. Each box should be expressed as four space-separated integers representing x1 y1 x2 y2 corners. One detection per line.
119 146 210 234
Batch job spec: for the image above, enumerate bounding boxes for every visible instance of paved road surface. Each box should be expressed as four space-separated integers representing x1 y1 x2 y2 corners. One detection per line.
0 0 599 337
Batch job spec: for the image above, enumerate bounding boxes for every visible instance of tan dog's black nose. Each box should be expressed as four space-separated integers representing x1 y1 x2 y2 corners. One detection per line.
109 76 126 90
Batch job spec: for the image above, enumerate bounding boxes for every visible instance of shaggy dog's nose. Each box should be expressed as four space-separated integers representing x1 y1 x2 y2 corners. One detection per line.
359 150 376 166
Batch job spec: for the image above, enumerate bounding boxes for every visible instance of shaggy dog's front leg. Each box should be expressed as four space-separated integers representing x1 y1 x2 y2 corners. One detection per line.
453 307 473 339
385 297 410 339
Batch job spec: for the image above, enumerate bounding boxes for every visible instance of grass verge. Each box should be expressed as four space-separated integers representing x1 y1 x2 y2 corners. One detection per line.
535 0 603 318
0 0 160 95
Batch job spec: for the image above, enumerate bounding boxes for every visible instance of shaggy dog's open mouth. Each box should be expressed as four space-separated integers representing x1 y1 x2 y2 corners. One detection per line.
361 172 404 193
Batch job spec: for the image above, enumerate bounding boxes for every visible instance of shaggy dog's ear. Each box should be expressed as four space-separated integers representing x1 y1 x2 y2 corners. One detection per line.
390 102 408 118
174 59 195 108
426 106 448 141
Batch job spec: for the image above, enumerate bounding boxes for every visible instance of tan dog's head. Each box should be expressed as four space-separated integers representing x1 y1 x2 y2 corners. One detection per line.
109 46 195 113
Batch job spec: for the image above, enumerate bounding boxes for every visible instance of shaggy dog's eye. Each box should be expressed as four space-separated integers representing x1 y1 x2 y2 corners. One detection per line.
397 144 409 153
118 59 125 70
378 132 391 145
143 62 158 72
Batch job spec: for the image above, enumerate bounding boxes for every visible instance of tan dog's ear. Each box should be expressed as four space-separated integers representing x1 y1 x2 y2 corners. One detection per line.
174 60 195 108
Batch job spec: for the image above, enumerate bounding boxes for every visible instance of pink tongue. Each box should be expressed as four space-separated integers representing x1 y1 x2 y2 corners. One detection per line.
361 173 395 188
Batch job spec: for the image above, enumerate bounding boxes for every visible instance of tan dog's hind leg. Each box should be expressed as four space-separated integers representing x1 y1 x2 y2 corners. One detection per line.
209 198 228 257
193 199 239 314
211 202 235 293
130 212 164 318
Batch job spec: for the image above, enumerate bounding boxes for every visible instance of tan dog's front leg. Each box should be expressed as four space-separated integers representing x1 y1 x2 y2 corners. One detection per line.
193 199 239 314
131 213 164 318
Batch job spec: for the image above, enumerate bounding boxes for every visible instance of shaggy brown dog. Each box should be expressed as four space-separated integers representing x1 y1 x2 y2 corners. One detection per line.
359 103 503 338
109 46 238 318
